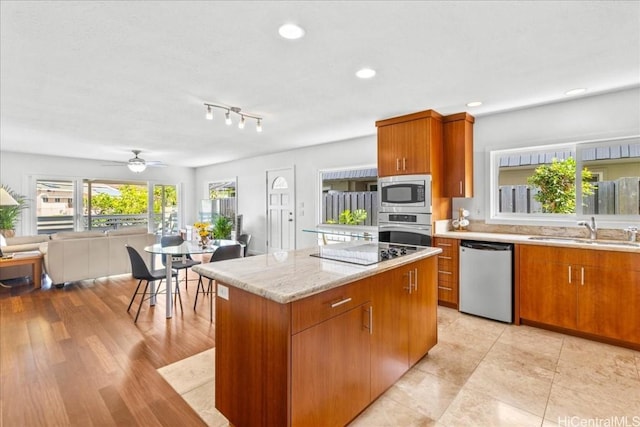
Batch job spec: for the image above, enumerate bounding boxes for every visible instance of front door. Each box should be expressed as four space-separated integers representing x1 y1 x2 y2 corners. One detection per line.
266 167 295 253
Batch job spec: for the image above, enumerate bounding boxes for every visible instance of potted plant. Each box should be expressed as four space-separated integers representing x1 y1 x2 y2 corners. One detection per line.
212 215 233 240
0 185 28 238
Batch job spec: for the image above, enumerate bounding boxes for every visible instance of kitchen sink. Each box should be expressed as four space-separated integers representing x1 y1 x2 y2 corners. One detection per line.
528 236 640 248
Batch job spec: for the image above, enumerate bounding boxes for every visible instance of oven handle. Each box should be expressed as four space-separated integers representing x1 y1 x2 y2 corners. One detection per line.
378 224 431 236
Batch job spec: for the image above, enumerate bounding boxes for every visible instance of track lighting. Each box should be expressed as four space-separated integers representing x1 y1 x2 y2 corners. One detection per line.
204 102 263 132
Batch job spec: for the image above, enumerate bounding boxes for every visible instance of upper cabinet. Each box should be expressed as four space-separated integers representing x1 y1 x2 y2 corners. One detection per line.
376 110 443 177
442 113 475 198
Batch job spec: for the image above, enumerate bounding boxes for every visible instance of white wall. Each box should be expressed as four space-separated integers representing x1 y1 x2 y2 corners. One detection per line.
3 88 638 249
453 87 640 220
0 151 196 236
194 135 377 253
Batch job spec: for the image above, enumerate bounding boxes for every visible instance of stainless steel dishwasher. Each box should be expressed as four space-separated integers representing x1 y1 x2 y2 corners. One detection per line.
459 240 513 323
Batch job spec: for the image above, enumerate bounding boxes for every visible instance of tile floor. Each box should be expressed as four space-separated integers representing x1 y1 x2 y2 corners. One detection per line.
158 306 640 427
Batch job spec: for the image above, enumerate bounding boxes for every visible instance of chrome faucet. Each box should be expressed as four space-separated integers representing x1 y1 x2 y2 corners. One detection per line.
577 216 597 240
625 226 638 242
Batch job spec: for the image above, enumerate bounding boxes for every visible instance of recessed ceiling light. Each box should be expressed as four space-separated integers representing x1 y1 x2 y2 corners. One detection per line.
466 101 482 107
356 68 376 79
278 23 305 40
565 88 587 96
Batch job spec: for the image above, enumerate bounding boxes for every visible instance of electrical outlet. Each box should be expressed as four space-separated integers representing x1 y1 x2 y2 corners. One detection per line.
217 284 229 300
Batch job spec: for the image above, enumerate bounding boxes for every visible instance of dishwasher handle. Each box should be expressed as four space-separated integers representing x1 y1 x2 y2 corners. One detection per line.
461 240 513 251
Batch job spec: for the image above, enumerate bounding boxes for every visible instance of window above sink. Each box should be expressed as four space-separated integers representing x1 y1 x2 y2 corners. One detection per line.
488 135 640 227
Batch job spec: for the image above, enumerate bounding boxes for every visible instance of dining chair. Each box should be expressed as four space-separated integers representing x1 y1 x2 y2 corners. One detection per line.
160 235 201 291
126 245 180 323
194 243 243 321
237 233 251 257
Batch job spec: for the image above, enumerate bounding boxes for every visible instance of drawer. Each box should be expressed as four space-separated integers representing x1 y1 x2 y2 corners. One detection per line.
438 285 458 305
438 256 456 272
291 279 370 334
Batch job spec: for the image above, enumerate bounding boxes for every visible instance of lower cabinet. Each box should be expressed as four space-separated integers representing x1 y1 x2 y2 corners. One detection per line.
370 256 437 399
518 245 640 347
292 302 371 427
215 256 439 427
433 237 459 308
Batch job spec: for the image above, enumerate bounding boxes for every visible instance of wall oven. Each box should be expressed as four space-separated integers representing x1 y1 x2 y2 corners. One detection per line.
379 174 432 213
378 212 432 247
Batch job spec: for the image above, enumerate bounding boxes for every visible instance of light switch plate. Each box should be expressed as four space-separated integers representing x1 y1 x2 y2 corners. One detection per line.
217 284 229 300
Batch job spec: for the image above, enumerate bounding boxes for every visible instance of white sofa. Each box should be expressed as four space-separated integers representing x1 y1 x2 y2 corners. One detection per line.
40 227 156 287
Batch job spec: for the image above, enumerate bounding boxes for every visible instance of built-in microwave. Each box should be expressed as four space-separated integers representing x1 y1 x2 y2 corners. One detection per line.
379 174 432 213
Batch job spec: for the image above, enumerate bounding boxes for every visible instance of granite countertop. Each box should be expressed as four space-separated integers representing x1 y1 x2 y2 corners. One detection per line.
192 245 441 304
434 230 640 253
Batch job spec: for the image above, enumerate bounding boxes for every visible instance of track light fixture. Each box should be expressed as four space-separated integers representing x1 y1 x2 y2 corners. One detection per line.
204 102 263 132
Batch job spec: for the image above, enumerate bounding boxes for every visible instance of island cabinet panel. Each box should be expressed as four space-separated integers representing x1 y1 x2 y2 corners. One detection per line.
215 284 291 427
291 302 371 427
518 245 640 348
370 257 438 398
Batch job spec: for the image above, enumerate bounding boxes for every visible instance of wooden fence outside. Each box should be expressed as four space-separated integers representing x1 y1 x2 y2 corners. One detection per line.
322 191 378 226
499 177 640 214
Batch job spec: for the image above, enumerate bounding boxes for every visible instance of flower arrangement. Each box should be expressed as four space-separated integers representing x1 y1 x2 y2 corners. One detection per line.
193 221 211 247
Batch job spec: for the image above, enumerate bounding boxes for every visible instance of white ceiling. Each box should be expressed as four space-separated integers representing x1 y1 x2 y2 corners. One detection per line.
1 1 639 168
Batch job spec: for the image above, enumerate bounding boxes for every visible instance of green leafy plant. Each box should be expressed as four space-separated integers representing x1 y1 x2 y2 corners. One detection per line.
0 185 28 235
527 157 594 213
338 209 368 225
212 215 233 239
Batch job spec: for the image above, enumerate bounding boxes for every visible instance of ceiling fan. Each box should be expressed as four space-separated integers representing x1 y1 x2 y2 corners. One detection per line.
103 150 166 173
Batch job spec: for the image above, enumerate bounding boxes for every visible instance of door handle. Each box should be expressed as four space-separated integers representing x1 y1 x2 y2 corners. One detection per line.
402 157 406 170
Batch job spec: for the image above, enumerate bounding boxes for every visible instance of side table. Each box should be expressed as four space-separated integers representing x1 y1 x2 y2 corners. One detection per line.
0 253 44 288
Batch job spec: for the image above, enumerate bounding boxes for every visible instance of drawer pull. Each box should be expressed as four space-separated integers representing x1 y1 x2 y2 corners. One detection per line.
438 270 453 275
330 297 352 308
438 256 452 260
437 243 452 247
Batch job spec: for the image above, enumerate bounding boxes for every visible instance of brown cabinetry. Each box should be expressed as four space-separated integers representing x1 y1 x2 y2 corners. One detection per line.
433 237 459 308
376 110 443 177
442 113 474 198
370 256 437 398
518 245 640 347
215 255 440 427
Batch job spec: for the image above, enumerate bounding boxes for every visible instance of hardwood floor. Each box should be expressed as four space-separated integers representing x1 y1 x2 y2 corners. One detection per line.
0 272 215 426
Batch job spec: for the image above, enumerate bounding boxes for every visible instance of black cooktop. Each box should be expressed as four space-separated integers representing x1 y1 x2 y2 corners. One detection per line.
310 242 424 266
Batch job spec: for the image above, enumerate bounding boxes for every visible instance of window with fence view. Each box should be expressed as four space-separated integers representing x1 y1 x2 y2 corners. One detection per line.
321 168 378 226
495 137 640 216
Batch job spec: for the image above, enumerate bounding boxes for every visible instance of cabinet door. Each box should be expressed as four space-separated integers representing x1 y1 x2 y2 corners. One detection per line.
408 256 438 366
370 268 410 398
377 119 431 176
377 124 401 177
577 252 640 344
443 116 474 197
402 118 430 175
519 246 577 329
291 303 371 427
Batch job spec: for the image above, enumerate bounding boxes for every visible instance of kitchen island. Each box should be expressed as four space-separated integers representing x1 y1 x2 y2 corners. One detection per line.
193 244 441 427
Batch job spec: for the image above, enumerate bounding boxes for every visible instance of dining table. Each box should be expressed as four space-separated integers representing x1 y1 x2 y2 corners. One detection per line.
144 239 242 318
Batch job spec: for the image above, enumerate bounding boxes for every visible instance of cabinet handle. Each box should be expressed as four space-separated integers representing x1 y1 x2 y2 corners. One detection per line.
330 297 352 308
438 286 452 291
438 256 452 260
414 268 418 291
459 181 463 195
402 158 406 170
581 267 584 286
437 243 452 247
568 266 572 284
404 271 412 294
369 306 373 335
396 158 400 171
438 270 453 275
